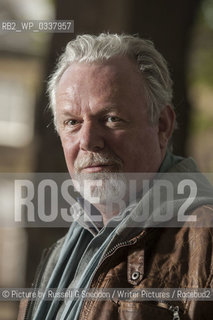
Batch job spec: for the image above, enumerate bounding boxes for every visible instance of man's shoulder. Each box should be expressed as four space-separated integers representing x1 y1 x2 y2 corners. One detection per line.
187 204 213 228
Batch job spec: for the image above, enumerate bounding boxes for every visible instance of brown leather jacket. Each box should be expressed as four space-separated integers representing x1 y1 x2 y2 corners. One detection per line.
18 205 213 320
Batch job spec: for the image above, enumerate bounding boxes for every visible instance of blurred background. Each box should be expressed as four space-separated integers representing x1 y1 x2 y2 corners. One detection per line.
0 0 212 318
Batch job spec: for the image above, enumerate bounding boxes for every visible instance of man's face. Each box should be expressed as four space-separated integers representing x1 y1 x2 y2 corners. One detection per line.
56 56 165 180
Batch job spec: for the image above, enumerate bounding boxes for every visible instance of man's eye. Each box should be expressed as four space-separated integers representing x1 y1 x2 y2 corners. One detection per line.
66 119 79 126
107 116 121 123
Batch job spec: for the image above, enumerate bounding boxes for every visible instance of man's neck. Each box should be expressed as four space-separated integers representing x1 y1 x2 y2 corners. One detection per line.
93 202 124 225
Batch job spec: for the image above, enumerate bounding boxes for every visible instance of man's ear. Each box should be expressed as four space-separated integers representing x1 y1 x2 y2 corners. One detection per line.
158 105 176 150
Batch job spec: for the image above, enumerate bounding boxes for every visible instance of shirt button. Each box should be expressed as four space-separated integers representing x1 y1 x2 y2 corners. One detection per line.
131 271 140 281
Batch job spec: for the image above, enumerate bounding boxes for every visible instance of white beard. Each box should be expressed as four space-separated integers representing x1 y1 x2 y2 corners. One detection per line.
73 172 127 205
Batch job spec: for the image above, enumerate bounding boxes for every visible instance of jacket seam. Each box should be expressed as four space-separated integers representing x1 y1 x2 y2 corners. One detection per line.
205 272 213 288
202 205 213 212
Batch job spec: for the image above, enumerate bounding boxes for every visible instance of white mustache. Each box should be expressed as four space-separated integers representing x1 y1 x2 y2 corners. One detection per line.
74 152 123 172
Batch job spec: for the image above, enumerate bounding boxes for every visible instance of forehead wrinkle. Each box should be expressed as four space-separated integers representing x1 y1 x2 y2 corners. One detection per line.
62 86 79 102
56 85 83 115
97 104 123 116
56 57 147 120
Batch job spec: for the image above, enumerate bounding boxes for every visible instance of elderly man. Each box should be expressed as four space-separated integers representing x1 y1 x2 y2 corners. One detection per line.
19 34 213 320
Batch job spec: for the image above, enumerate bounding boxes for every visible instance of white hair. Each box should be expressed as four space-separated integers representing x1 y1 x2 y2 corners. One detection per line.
47 33 174 125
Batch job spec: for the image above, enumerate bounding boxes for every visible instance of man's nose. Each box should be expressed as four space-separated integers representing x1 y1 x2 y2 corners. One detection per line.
79 121 105 151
